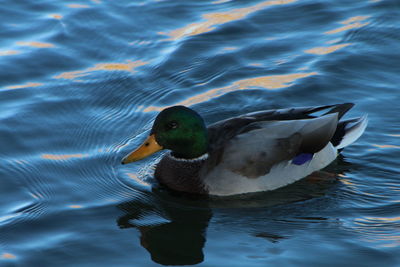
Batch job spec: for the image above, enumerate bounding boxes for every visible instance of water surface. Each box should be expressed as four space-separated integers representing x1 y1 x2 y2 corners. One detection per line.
1 0 400 266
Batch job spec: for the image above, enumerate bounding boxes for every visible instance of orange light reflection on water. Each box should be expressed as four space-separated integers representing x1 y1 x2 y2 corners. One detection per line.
0 50 20 56
1 253 16 260
305 43 352 55
50 14 63 19
41 153 89 160
354 216 400 247
161 0 297 41
144 72 317 112
54 60 148 80
67 4 90 8
16 41 55 48
5 82 43 90
68 205 84 209
325 15 371 35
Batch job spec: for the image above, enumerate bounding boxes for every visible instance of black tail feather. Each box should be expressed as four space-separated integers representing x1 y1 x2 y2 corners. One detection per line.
324 103 354 120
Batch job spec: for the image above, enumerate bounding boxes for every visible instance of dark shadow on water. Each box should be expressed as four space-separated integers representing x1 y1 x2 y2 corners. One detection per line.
116 163 348 265
117 192 212 265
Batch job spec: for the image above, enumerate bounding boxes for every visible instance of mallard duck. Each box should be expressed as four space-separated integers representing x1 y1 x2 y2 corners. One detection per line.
122 103 367 196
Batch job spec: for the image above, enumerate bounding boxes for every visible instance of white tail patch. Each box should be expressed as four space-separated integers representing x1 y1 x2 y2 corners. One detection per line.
336 115 368 149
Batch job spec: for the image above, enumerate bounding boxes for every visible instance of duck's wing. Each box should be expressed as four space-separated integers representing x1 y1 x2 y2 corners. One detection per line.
205 104 349 177
207 103 353 150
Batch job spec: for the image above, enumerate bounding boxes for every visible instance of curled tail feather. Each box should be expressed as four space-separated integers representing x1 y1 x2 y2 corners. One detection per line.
333 115 368 149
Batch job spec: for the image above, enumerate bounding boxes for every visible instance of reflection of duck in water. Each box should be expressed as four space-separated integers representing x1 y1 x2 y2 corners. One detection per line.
117 160 350 266
117 194 212 265
116 170 345 266
122 103 367 196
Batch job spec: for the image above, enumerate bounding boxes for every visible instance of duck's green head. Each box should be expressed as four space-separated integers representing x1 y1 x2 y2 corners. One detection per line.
122 106 208 164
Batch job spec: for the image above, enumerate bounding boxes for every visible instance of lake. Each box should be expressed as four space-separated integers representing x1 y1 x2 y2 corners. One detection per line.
1 0 399 266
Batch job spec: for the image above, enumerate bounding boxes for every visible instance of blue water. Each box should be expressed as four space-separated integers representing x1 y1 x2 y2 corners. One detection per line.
1 0 399 266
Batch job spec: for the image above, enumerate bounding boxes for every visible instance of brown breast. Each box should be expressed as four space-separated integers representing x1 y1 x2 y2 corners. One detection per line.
154 154 208 194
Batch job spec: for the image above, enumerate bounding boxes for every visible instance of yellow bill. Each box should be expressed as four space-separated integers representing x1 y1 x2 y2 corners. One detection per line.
121 134 163 164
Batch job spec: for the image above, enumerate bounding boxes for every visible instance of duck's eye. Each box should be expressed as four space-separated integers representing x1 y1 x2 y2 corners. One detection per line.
167 121 178 130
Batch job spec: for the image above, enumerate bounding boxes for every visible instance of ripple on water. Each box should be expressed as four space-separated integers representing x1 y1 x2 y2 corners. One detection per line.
0 161 49 232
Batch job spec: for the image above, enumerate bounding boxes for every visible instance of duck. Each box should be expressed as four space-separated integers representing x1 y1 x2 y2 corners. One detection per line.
121 103 367 196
